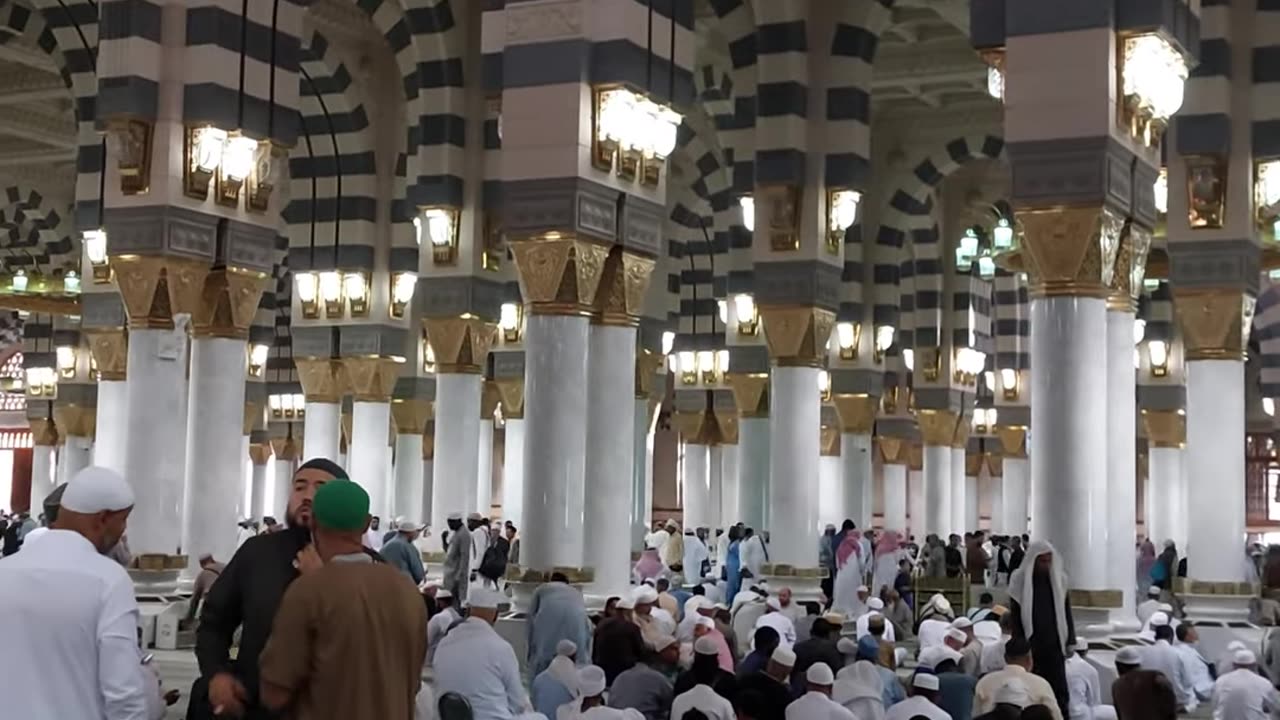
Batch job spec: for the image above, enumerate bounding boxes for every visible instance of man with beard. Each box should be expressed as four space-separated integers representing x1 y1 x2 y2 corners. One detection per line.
1008 540 1075 720
192 458 365 719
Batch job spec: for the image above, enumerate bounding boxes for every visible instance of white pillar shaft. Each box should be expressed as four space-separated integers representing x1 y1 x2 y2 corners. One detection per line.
841 434 872 528
432 373 481 534
965 475 979 532
1187 359 1245 581
989 476 1004 534
125 327 188 555
182 337 248 567
250 460 268 520
1106 310 1137 616
738 417 769 531
394 434 424 520
303 402 341 462
422 459 434 527
1031 296 1109 589
93 380 128 473
59 437 93 485
30 445 55 509
818 455 843 528
682 443 711 529
950 448 966 533
1003 458 1029 535
909 470 925 538
503 418 526 529
1148 447 1184 548
708 446 724 530
883 463 908 533
272 459 293 521
630 400 651 551
770 366 820 566
521 314 589 570
720 444 740 527
583 323 635 592
350 401 391 519
477 419 493 515
924 445 952 537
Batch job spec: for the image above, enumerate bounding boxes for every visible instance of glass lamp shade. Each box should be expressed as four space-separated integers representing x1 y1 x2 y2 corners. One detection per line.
1133 318 1147 345
903 348 915 371
83 229 108 264
499 302 521 333
733 294 756 325
1148 340 1169 369
1000 368 1017 392
992 219 1014 251
193 126 228 172
249 343 269 369
342 272 367 303
987 66 1004 101
739 196 755 232
222 136 258 181
830 190 861 232
836 322 857 350
392 273 417 305
661 331 675 356
875 325 895 353
11 270 27 292
1154 168 1170 215
977 256 996 279
318 271 342 303
1123 34 1189 120
295 273 318 303
424 208 454 247
63 271 80 294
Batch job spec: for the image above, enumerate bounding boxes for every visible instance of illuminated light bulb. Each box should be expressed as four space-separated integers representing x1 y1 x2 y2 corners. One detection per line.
221 135 258 181
1123 34 1188 120
499 302 520 332
1154 168 1169 215
393 273 417 305
83 229 108 264
875 325 895 353
318 271 342 302
1133 318 1147 345
661 331 675 356
295 273 318 303
903 348 915 371
739 196 755 232
1148 340 1169 369
193 126 228 171
836 322 857 350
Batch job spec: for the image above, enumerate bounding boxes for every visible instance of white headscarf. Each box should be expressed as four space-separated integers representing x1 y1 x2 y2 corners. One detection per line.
547 641 579 695
833 660 884 704
1007 539 1068 651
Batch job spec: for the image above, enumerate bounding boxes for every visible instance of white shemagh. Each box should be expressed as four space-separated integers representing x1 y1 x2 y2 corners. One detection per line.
1008 539 1069 652
833 660 884 704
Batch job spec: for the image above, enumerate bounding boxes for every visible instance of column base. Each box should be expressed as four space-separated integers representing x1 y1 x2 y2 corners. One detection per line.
1067 589 1126 639
760 565 827 604
506 566 595 613
1176 579 1257 624
128 554 189 596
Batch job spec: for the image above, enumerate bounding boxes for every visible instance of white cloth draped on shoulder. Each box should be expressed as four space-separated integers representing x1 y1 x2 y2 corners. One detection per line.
1008 539 1068 651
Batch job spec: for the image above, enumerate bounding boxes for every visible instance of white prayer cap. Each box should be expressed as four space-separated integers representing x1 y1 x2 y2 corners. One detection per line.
61 467 134 514
945 628 969 645
992 680 1031 707
1115 647 1142 665
616 596 636 610
1157 602 1173 612
435 589 453 600
951 617 973 630
653 635 678 652
857 585 869 593
465 587 507 610
1147 586 1162 596
766 597 782 611
577 666 607 697
642 579 656 587
823 612 846 626
634 585 659 604
393 517 425 531
694 636 719 656
837 637 858 656
918 646 962 670
867 597 885 611
1228 640 1247 651
973 621 1002 643
447 511 463 520
912 673 940 691
772 646 797 667
467 512 484 521
806 662 835 685
1236 650 1258 665
696 616 715 629
556 640 578 657
1149 611 1170 627
686 596 710 613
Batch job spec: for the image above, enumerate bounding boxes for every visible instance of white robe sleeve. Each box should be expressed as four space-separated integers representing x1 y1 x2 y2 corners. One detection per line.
98 571 151 720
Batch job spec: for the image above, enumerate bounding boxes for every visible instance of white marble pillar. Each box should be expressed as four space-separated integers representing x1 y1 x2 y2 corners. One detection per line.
30 441 55 508
1186 359 1245 582
682 442 711 530
708 445 724 531
303 401 341 462
630 399 652 550
1106 308 1138 623
737 416 769 531
432 372 481 534
58 436 93 486
249 445 269 521
842 433 872 528
950 447 966 533
350 399 392 519
908 468 925 539
182 336 249 568
94 379 128 473
583 322 636 594
818 453 843 528
883 462 908 533
1003 456 1029 536
476 417 494 516
965 466 979 532
503 417 526 528
923 445 952 538
988 471 1005 533
770 366 821 566
422 444 435 528
394 433 424 519
124 327 189 555
1147 444 1185 548
521 313 590 570
1031 295 1109 591
272 456 293 521
720 443 740 526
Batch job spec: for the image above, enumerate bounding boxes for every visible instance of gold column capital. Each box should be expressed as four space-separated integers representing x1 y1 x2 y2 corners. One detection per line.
995 425 1028 459
248 442 272 465
917 409 959 446
1141 409 1186 448
243 402 261 435
1173 287 1253 361
965 452 984 477
480 381 502 420
422 316 496 374
674 410 723 445
511 235 610 317
951 418 971 450
294 358 346 403
270 437 299 461
820 425 841 457
635 349 664 400
113 255 212 330
1107 224 1152 312
342 357 403 402
53 404 95 440
391 399 432 435
907 442 923 471
496 379 525 420
832 393 876 435
1017 205 1124 299
85 329 127 381
759 305 835 367
191 267 269 339
728 373 770 418
985 452 1004 477
593 248 657 326
876 436 907 464
719 415 739 445
29 418 57 446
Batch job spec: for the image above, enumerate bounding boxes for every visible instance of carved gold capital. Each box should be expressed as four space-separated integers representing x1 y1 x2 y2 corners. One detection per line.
877 436 907 464
728 373 770 418
907 442 923 471
29 418 57 446
248 442 272 465
270 437 299 461
243 402 261 435
53 404 95 439
85 329 128 381
985 452 1003 477
759 306 835 367
1017 205 1123 299
391 399 432 435
917 409 958 446
422 316 496 374
342 357 403 402
1142 409 1186 448
635 349 664 400
481 381 502 420
496 379 525 420
1108 224 1152 312
820 425 841 457
719 415 739 445
952 418 971 450
1173 287 1254 361
832 394 876 434
965 452 984 477
995 425 1028 459
593 248 656 326
674 410 723 445
294 358 346 403
191 267 269 339
112 255 173 329
511 236 610 316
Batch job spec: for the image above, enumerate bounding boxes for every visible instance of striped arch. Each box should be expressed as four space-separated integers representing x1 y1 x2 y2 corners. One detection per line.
677 110 734 302
0 186 74 273
668 177 718 351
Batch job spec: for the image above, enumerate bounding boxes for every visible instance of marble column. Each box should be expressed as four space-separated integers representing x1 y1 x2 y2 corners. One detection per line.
1143 411 1186 549
998 427 1030 536
391 399 431 521
833 395 875 529
270 438 299 522
818 426 842 528
86 330 128 474
770 366 822 566
583 321 638 595
908 443 925 539
54 404 95 486
919 410 956 538
630 398 652 550
498 380 526 528
477 382 499 516
295 358 344 463
964 453 980 532
422 426 435 530
950 447 966 533
720 439 740 527
987 456 1004 533
248 443 270 520
345 357 400 520
708 445 725 530
29 420 57 507
879 437 909 532
183 332 250 573
1106 299 1139 625
681 436 711 530
729 374 770 531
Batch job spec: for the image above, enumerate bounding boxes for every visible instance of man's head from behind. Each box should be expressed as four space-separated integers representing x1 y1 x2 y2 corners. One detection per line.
980 592 994 608
466 587 506 624
288 458 347 528
54 466 134 553
310 480 371 560
1154 624 1174 643
754 625 780 657
1004 637 1033 671
199 553 216 570
868 614 886 638
1114 646 1141 675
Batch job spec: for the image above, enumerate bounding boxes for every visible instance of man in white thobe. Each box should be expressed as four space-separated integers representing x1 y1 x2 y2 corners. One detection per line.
1213 650 1280 720
1066 641 1115 720
426 589 461 666
0 466 161 720
434 587 547 720
683 528 709 581
855 599 896 642
556 665 643 719
470 512 491 572
885 672 952 720
1142 622 1197 711
754 597 797 649
741 529 768 578
1173 624 1215 705
787 662 857 719
1137 585 1162 626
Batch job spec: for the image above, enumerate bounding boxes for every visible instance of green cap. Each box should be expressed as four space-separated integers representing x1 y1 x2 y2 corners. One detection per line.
312 480 370 532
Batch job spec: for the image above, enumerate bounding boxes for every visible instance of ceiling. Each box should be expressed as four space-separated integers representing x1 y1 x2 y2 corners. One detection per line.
0 11 77 201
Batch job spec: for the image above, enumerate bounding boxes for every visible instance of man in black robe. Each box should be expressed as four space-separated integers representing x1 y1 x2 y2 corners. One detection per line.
1007 539 1075 719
